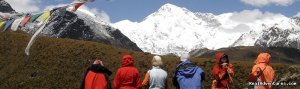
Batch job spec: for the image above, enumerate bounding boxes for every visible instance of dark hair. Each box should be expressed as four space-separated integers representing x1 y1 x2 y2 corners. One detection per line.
220 54 229 64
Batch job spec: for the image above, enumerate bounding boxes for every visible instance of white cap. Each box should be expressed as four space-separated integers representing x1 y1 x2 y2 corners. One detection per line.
152 56 163 66
180 53 190 61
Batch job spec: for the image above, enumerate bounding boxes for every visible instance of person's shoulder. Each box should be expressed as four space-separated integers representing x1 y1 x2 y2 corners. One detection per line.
212 64 219 69
117 67 130 71
252 64 260 68
161 69 168 74
127 66 139 72
266 65 274 70
118 67 139 72
196 66 204 72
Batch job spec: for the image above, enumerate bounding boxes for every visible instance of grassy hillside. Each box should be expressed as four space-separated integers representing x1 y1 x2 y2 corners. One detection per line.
194 46 300 64
0 31 299 89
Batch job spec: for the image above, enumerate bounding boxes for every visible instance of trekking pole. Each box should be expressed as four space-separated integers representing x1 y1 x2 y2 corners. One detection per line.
226 69 233 89
227 69 233 83
226 83 230 89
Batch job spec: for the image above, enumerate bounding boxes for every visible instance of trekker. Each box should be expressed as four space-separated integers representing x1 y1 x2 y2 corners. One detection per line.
114 55 142 89
141 56 168 89
248 53 275 89
212 52 234 89
81 59 112 89
173 53 205 89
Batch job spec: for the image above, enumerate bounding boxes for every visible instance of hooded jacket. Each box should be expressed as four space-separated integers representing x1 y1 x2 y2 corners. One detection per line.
173 60 205 89
81 64 112 89
249 53 275 89
212 52 234 89
114 55 142 89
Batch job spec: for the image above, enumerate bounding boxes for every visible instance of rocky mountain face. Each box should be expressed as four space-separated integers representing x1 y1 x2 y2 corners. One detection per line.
37 7 141 51
0 1 141 51
234 17 300 51
0 0 15 13
254 25 300 50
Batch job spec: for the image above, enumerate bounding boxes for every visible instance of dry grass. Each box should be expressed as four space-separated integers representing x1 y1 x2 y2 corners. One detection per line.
0 31 299 89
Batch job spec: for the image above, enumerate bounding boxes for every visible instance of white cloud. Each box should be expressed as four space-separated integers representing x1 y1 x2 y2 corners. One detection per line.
218 9 288 33
222 24 251 33
44 4 69 10
76 5 111 23
230 9 283 23
90 8 111 23
241 0 295 7
5 0 40 13
230 9 263 22
295 12 300 17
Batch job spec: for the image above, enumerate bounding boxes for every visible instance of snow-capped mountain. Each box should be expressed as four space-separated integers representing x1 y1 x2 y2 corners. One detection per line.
26 7 141 51
255 18 300 49
233 16 300 49
1 0 141 51
113 3 221 55
231 30 260 46
113 3 238 55
113 3 300 55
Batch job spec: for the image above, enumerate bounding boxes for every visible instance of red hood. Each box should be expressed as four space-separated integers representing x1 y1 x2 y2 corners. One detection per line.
255 53 271 65
122 55 134 67
215 52 225 64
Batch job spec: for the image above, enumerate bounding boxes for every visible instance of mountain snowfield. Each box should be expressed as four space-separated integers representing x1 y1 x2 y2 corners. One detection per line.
233 17 300 47
112 3 300 55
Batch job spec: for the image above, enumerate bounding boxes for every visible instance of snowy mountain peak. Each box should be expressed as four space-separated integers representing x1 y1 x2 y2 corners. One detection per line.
158 3 184 12
114 3 220 55
292 16 300 27
148 3 194 19
113 4 300 56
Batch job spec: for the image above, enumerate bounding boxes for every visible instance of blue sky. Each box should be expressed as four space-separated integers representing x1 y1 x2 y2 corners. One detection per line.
8 0 300 23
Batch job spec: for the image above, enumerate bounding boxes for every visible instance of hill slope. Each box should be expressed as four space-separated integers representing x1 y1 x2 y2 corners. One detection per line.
0 32 299 89
0 31 147 88
192 46 300 64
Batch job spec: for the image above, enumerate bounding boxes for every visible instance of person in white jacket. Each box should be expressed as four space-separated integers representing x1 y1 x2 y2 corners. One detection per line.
142 56 168 89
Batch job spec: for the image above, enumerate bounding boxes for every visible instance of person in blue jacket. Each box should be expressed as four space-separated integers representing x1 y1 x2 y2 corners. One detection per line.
173 53 205 89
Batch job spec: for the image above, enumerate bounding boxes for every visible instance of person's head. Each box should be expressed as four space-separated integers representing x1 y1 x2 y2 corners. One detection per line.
255 53 271 65
220 54 229 64
152 56 163 67
215 52 229 64
93 60 101 65
122 55 134 67
180 53 190 62
92 59 104 67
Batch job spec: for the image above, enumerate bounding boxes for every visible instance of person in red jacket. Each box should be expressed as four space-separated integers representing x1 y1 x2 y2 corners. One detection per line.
81 59 112 89
114 55 142 89
212 52 234 89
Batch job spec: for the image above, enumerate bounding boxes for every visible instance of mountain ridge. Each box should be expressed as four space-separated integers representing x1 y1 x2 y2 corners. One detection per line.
113 3 300 56
0 1 142 51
